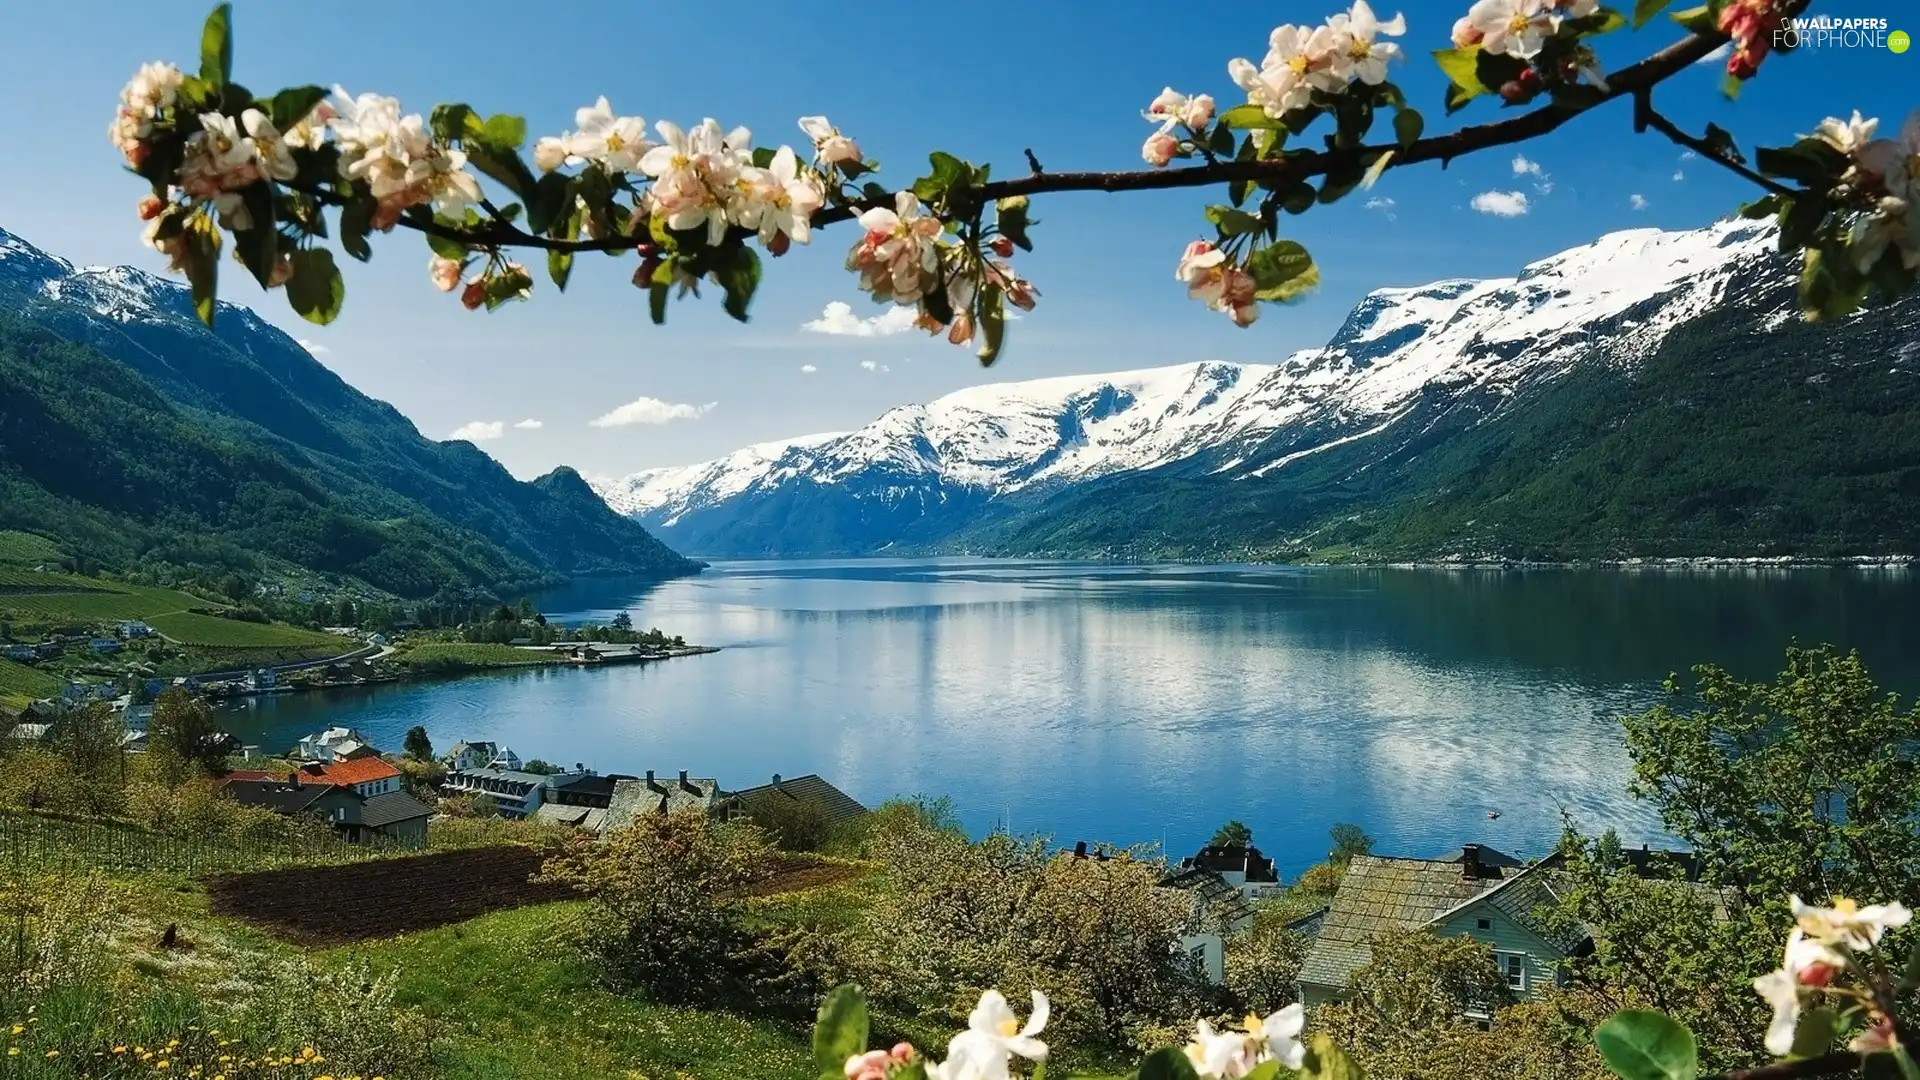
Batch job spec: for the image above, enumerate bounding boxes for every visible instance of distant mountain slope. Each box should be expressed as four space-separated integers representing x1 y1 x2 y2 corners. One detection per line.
592 218 1920 561
0 228 700 597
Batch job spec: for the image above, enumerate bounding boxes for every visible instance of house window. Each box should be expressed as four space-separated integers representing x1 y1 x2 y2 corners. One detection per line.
1476 918 1491 931
1497 953 1528 992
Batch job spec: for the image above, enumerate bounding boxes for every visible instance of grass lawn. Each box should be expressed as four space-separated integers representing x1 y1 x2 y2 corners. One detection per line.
395 642 560 669
143 611 343 649
0 575 213 622
342 902 816 1080
0 657 63 710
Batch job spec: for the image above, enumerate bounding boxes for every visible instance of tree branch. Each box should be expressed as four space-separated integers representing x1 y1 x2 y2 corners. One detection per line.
336 8 1811 256
1716 1051 1863 1080
1631 89 1795 197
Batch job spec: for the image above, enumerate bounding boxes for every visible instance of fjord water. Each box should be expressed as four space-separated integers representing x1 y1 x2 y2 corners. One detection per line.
231 561 1920 875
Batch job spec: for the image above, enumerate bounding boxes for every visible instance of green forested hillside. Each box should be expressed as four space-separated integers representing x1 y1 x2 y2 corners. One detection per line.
972 288 1920 561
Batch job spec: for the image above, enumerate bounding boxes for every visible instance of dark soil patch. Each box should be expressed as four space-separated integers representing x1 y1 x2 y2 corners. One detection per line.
204 845 574 945
739 854 867 897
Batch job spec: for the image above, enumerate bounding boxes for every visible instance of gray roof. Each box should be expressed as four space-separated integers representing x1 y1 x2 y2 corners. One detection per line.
604 774 720 828
533 803 612 832
1160 867 1257 933
725 775 869 825
447 767 549 790
353 790 433 829
1297 854 1522 991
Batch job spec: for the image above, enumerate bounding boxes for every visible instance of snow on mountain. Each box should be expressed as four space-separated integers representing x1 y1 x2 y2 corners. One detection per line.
598 217 1788 555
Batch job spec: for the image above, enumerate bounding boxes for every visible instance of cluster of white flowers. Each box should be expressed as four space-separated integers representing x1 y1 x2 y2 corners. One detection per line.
109 62 185 169
1141 88 1217 168
1228 1 1406 120
621 118 823 253
1450 0 1596 59
1813 110 1920 275
329 87 485 230
845 990 1047 1080
1176 240 1259 326
800 116 864 169
1184 1006 1307 1077
536 97 653 174
847 191 946 305
1752 895 1911 1057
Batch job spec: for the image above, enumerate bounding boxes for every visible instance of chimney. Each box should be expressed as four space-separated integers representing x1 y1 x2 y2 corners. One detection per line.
1073 840 1088 858
1460 843 1491 881
647 769 666 795
771 773 782 788
679 769 698 794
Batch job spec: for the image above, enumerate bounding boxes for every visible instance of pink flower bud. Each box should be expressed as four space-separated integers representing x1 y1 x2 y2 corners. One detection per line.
889 1044 916 1062
990 236 1015 258
1007 280 1038 312
460 280 486 310
137 195 166 221
1450 16 1483 47
948 312 975 346
1181 95 1216 131
1141 132 1179 168
767 231 792 257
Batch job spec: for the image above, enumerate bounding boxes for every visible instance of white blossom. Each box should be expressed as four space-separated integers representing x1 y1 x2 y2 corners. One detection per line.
1850 197 1920 273
1465 0 1555 59
567 97 653 172
1753 967 1802 1057
1143 132 1178 167
242 110 299 182
1859 111 1920 204
846 190 944 305
641 119 747 246
933 991 1048 1080
734 146 825 248
328 87 483 223
1182 1008 1306 1078
429 255 464 292
799 116 863 167
177 112 262 212
1810 111 1879 157
109 62 184 166
1325 1 1407 86
1791 895 1914 951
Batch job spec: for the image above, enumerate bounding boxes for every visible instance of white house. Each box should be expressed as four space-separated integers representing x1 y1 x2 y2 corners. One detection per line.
118 621 155 639
444 740 522 772
294 725 369 761
439 765 574 818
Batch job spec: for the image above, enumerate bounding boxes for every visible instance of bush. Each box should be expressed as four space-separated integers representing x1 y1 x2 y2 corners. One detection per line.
537 809 776 1004
748 796 831 852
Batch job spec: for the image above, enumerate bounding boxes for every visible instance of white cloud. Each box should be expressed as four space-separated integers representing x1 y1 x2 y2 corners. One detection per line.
802 301 918 337
1470 190 1531 217
1696 41 1731 65
859 360 891 373
1512 154 1543 178
800 364 818 374
513 418 543 430
297 338 330 356
1679 151 1697 161
1364 196 1396 210
1630 193 1649 210
588 397 717 428
449 421 505 442
1673 168 1686 181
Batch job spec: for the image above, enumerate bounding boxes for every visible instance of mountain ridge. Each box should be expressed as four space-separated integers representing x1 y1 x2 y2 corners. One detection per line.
0 226 702 598
591 217 1920 561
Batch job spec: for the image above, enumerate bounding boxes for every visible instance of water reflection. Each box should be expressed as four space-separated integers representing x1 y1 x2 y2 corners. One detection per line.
230 560 1920 875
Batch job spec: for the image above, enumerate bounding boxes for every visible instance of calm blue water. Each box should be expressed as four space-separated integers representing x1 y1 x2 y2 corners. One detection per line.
225 560 1920 875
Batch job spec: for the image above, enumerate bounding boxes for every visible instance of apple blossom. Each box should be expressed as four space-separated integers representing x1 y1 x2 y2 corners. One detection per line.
799 115 863 167
846 191 945 305
1465 0 1555 60
429 255 464 292
1849 198 1920 273
568 97 653 172
242 109 298 182
460 279 486 310
1177 240 1230 303
109 62 184 166
1325 1 1407 86
933 990 1048 1080
178 111 261 203
281 101 335 151
1182 1007 1305 1078
1790 895 1914 951
1142 132 1179 167
1451 15 1484 46
1859 111 1920 205
533 136 568 173
1182 94 1216 130
1752 966 1802 1056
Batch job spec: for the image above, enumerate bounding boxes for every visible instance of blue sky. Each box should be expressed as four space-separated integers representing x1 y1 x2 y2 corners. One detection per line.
0 0 1909 479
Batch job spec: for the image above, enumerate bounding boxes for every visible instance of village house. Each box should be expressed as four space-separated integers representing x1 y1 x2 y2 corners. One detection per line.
118 621 155 639
602 770 723 829
295 756 404 797
444 740 522 772
440 765 567 818
88 637 122 654
292 726 371 762
4 643 40 662
218 774 432 847
1155 850 1259 984
719 773 870 828
245 668 278 692
1179 842 1282 899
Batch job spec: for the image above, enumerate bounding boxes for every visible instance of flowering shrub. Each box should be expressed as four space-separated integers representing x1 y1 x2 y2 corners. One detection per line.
108 0 1912 365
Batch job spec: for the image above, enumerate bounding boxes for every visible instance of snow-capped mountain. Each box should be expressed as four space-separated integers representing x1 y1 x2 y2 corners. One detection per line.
590 218 1802 558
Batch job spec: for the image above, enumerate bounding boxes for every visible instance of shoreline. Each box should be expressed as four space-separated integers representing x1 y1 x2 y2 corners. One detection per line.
223 643 722 697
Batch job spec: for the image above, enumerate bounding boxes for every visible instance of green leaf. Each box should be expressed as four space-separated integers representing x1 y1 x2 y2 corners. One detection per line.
1219 104 1287 131
996 196 1033 252
1136 1046 1199 1080
1633 0 1675 26
1702 122 1745 164
1720 73 1743 100
1207 122 1236 157
1593 1010 1699 1080
1393 107 1424 149
527 172 575 236
812 986 869 1078
1571 7 1629 34
1247 241 1318 302
1777 194 1829 253
714 243 762 323
332 197 370 262
1317 163 1367 205
230 184 278 289
199 3 232 89
286 248 345 326
912 151 970 205
1240 1063 1281 1080
977 285 1006 368
264 86 327 132
430 104 475 144
1206 205 1264 237
1280 182 1317 215
1433 46 1485 98
1788 1007 1836 1060
549 207 580 290
1756 139 1846 187
480 114 528 151
425 230 469 261
1229 179 1252 208
648 279 670 325
1297 1035 1363 1080
1668 4 1715 32
1738 193 1785 220
751 147 777 169
183 215 221 327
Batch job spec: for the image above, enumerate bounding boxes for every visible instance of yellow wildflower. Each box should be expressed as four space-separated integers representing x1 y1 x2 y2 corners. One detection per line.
46 1049 60 1058
7 1048 19 1057
115 1047 129 1054
157 1060 171 1069
10 1025 22 1035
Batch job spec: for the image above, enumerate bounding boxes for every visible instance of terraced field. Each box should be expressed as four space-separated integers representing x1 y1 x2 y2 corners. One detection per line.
0 571 211 622
145 611 343 649
0 531 63 565
0 658 62 711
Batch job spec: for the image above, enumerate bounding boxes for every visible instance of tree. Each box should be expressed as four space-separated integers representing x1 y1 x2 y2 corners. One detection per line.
150 688 229 778
107 2 1914 370
1329 822 1374 865
402 725 432 762
537 810 774 1001
611 611 633 632
521 759 562 775
517 598 534 620
746 796 830 853
1209 820 1253 848
1223 912 1310 1015
50 702 126 811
